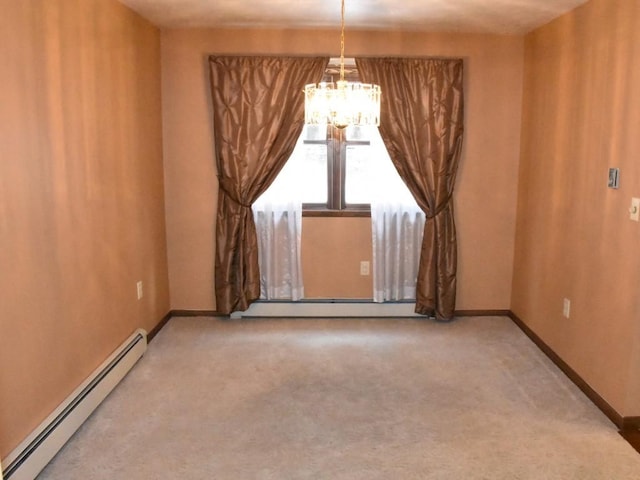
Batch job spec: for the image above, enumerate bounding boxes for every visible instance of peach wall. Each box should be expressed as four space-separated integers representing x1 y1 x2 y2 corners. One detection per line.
513 0 640 415
162 28 524 310
302 217 373 298
0 0 169 458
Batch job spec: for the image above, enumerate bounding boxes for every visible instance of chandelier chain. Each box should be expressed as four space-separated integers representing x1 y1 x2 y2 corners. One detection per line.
340 0 345 82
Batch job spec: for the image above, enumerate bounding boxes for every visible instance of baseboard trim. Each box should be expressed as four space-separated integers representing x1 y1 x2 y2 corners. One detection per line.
507 311 626 430
170 309 224 317
454 309 512 317
622 417 640 432
148 312 172 343
620 430 640 454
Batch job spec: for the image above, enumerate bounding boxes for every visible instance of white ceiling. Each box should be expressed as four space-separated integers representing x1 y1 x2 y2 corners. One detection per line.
118 0 588 35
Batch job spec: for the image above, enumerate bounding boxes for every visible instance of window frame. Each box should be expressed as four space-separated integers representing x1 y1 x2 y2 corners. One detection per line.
301 125 372 215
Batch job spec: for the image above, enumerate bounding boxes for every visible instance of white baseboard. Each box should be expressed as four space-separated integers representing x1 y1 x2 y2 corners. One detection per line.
232 301 424 318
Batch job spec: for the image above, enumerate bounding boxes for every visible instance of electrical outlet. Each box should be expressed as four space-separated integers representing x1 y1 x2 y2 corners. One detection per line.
136 281 143 300
360 261 370 276
563 298 571 318
630 197 640 222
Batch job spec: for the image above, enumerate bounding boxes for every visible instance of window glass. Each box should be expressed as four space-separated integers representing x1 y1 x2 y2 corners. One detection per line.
345 125 368 141
304 124 328 142
296 142 328 204
345 143 375 204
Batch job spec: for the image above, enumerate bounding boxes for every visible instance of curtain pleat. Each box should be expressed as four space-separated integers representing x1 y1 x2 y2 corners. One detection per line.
356 57 464 320
253 201 304 301
209 56 328 314
372 203 425 303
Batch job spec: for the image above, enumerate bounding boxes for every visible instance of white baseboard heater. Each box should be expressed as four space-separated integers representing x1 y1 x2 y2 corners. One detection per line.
2 329 147 480
232 300 422 318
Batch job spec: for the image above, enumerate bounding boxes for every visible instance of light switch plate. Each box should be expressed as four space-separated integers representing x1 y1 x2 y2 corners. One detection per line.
608 168 620 188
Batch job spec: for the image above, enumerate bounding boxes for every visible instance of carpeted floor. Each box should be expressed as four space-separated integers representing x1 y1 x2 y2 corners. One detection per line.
38 316 640 479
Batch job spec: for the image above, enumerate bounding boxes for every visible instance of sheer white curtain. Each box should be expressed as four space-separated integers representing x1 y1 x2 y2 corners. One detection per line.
252 136 307 300
366 128 425 303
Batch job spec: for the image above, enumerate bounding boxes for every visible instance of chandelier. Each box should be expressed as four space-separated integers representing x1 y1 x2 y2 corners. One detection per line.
304 0 381 129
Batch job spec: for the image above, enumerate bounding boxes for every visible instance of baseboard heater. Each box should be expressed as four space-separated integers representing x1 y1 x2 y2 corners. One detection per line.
232 300 423 318
2 329 147 480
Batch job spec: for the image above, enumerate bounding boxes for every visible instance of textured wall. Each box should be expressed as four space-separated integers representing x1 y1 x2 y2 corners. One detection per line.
0 0 169 457
161 28 524 309
513 0 640 415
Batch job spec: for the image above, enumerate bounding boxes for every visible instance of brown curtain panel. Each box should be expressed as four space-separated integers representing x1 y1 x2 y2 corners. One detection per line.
356 57 464 320
209 56 328 314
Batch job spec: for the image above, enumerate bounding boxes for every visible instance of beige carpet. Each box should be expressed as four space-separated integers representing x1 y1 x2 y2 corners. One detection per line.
38 316 640 479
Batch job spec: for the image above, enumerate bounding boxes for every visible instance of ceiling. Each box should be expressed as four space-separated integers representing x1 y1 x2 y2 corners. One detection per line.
118 0 588 35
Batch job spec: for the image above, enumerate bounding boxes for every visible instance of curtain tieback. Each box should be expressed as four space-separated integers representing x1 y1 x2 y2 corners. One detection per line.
219 183 252 208
425 194 453 219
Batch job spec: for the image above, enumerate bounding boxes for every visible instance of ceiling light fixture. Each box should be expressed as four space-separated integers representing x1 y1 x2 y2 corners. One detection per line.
304 0 381 129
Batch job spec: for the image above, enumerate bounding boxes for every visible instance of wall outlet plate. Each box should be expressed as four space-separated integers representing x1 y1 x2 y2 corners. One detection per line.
360 261 370 276
630 197 640 222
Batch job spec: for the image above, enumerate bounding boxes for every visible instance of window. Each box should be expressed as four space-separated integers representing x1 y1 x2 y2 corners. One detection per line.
260 124 416 214
300 124 373 211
